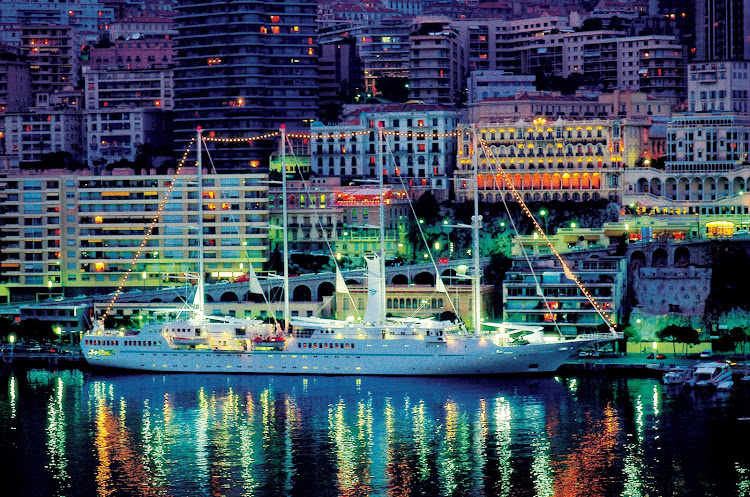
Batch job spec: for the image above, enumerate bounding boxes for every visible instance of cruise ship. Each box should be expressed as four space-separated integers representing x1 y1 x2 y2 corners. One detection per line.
81 127 619 375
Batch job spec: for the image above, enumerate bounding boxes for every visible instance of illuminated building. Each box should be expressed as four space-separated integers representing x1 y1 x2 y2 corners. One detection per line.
268 178 412 261
0 0 114 33
624 62 750 225
0 168 269 301
455 118 643 204
18 25 80 94
172 0 318 171
310 103 460 199
503 254 625 336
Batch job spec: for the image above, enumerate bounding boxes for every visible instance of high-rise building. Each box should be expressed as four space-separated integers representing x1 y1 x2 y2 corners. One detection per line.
408 17 465 105
0 167 270 301
695 0 750 61
172 0 319 171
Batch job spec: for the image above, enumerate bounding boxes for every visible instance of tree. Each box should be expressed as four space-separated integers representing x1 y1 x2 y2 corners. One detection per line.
374 76 410 103
658 325 700 355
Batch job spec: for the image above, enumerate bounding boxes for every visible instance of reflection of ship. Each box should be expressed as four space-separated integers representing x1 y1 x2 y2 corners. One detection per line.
82 127 619 375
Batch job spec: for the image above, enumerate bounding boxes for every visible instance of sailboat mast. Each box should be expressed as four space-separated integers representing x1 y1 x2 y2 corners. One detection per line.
471 126 482 332
378 124 387 323
196 126 205 317
281 125 290 332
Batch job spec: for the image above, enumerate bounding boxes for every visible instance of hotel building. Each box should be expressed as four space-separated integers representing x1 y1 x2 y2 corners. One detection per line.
0 167 269 302
454 117 649 204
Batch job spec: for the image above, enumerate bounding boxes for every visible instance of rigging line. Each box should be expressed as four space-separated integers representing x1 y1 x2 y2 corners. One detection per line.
381 132 463 323
283 134 362 319
477 138 617 334
200 136 281 330
99 139 196 326
474 140 563 336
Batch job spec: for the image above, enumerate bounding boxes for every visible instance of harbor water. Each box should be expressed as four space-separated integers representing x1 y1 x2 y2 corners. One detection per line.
1 369 749 497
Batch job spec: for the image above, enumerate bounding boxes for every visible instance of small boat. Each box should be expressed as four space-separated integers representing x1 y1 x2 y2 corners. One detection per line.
663 367 689 385
690 362 733 388
251 335 286 350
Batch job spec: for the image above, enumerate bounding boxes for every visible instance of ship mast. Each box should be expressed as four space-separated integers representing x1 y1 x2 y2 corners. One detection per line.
195 126 205 318
281 125 290 332
377 124 387 324
471 126 482 332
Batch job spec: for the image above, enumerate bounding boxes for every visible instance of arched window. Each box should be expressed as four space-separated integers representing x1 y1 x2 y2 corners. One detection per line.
319 194 326 207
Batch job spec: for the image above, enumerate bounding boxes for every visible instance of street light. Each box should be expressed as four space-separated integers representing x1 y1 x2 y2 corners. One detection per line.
539 208 548 234
570 222 577 229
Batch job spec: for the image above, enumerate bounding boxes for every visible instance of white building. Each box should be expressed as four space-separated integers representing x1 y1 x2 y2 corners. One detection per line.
688 60 750 114
311 103 460 199
624 62 750 221
467 71 536 103
0 168 269 300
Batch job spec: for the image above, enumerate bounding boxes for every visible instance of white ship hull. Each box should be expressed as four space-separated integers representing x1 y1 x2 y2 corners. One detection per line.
81 334 608 376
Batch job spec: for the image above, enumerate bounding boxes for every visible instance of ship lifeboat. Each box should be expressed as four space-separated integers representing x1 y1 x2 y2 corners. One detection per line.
253 335 286 343
252 335 286 350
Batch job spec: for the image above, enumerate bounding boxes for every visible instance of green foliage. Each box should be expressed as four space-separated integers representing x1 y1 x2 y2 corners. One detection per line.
704 246 750 327
103 314 137 331
4 319 56 343
374 76 410 103
713 327 749 353
657 324 700 355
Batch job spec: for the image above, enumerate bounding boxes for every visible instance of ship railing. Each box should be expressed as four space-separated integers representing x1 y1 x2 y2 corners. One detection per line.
575 332 623 341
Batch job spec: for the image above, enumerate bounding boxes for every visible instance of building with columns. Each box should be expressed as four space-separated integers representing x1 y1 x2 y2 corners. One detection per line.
454 117 652 205
623 62 750 225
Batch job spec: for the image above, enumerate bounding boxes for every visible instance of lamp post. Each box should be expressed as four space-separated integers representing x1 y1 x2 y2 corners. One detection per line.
539 208 548 234
8 333 15 356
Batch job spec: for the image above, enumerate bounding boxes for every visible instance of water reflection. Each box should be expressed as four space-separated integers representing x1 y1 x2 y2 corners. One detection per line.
1 372 750 497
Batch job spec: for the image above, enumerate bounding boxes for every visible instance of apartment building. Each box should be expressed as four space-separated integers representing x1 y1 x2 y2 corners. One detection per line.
503 254 626 336
3 93 84 167
0 168 269 301
318 19 412 94
172 0 319 171
0 0 114 33
83 66 173 163
687 60 750 113
408 17 465 105
18 25 80 94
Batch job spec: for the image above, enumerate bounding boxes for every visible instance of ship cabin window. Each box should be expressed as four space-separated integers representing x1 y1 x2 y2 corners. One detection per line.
195 328 201 336
234 328 245 336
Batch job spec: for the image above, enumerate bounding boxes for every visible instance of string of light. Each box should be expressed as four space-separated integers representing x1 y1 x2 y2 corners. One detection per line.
98 138 196 328
478 136 617 333
200 130 459 142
